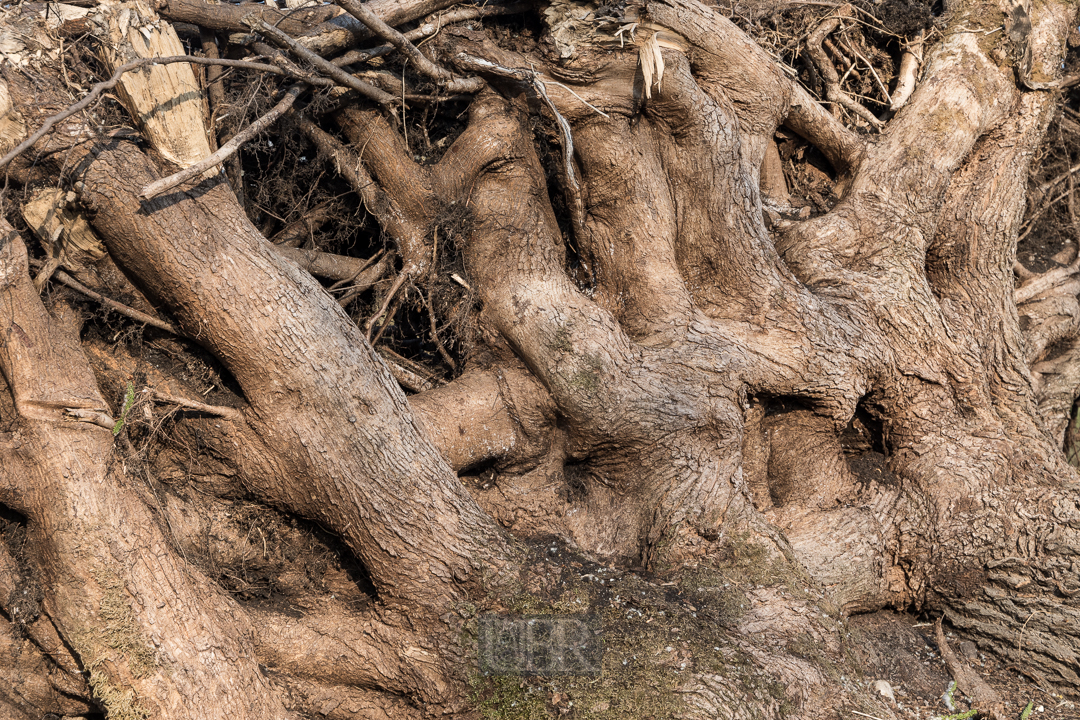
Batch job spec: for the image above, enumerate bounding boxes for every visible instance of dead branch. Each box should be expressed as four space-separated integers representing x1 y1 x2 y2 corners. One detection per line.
250 19 398 107
331 3 528 69
273 245 387 284
1015 256 1080 303
377 347 445 392
891 30 923 110
367 272 408 339
296 114 381 209
151 390 242 420
140 84 305 198
418 282 456 370
31 260 183 336
333 0 484 92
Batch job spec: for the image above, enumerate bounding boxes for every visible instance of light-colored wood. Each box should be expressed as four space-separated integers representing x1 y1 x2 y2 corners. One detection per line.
96 1 212 168
22 188 108 264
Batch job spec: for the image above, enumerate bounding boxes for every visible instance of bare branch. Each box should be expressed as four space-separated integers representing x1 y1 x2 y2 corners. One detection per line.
331 2 529 68
334 0 484 92
806 8 884 130
890 30 924 110
1015 256 1080 304
32 261 183 336
151 390 242 420
249 18 398 107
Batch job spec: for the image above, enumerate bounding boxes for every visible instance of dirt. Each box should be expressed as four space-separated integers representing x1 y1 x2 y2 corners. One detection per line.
850 610 1079 720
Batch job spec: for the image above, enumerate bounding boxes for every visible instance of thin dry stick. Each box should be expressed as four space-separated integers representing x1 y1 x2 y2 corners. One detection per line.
44 265 183 336
839 33 891 105
295 114 382 210
152 390 242 420
334 0 484 92
140 83 304 198
251 18 397 107
324 7 500 72
419 283 456 370
330 248 385 291
806 9 884 129
366 273 407 340
369 282 406 345
0 55 317 173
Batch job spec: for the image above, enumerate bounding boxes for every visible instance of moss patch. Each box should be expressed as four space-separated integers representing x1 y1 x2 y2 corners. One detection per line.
471 675 551 720
69 568 160 720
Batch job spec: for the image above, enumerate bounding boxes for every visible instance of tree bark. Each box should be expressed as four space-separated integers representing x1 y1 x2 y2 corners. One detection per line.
1 0 1079 714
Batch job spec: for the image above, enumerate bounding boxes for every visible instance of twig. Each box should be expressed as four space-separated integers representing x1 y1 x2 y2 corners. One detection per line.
805 7 884 130
838 33 891 105
334 0 484 93
331 2 528 69
369 281 406 346
0 55 316 173
366 272 407 340
151 390 242 420
419 283 456 370
140 84 304 199
295 114 383 214
33 261 183 336
250 18 397 107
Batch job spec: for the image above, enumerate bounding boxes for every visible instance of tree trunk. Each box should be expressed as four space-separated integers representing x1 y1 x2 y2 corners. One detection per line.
1 0 1079 716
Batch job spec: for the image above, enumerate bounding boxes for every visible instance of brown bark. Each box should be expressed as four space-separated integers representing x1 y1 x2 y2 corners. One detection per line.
2 0 1080 714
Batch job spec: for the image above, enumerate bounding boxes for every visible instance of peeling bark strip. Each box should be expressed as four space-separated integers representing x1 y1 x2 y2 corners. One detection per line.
1 0 1080 714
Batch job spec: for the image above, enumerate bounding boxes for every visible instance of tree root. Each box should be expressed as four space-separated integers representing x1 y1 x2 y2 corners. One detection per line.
937 616 1007 720
805 6 883 129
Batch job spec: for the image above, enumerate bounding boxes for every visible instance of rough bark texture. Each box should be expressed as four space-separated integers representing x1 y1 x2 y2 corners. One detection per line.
1 0 1080 716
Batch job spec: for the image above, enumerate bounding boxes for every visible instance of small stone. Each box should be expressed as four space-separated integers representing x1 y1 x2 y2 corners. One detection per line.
960 640 978 659
873 680 896 703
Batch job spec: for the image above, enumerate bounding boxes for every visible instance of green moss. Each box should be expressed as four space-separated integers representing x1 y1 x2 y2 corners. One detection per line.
569 353 603 395
709 532 803 590
676 566 750 626
550 325 573 354
92 570 158 678
471 675 551 720
787 632 841 682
